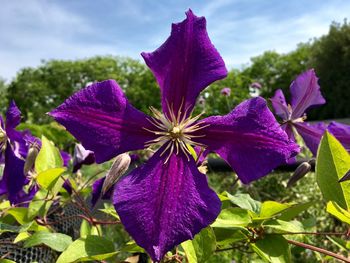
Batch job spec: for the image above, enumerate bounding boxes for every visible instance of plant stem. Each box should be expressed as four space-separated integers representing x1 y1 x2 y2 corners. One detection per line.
287 239 350 262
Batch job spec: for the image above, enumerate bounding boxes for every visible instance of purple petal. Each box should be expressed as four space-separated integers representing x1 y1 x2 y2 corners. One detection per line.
294 122 326 156
290 69 326 118
270 89 290 120
113 150 221 261
0 144 27 204
91 177 105 207
195 97 299 183
60 150 71 167
5 100 21 129
142 10 227 117
49 80 156 163
72 144 95 173
62 180 72 195
91 177 113 206
327 122 350 152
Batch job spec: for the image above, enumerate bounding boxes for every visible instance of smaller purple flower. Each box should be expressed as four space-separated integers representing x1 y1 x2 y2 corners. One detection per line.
0 101 33 205
270 69 326 156
220 87 231 96
250 82 262 89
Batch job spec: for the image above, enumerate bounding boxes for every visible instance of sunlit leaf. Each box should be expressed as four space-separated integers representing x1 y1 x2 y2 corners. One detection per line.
326 201 350 225
36 167 66 191
258 201 292 219
56 235 117 263
316 132 350 209
24 231 72 252
251 234 291 263
211 207 251 228
35 135 63 173
225 192 261 215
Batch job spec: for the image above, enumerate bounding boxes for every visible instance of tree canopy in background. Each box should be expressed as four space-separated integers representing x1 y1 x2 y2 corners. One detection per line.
2 20 350 125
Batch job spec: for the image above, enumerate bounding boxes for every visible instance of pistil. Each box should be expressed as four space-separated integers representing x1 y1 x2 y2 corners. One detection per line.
143 104 208 163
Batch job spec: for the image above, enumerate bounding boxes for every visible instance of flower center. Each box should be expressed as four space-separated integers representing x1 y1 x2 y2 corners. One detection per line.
143 104 208 163
283 104 307 124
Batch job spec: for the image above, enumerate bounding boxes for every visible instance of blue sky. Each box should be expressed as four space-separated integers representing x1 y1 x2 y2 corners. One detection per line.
1 0 349 81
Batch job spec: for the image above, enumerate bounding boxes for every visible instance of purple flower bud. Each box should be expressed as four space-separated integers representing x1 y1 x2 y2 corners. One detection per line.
250 82 262 89
287 161 312 187
101 153 131 195
198 95 205 106
220 87 231 96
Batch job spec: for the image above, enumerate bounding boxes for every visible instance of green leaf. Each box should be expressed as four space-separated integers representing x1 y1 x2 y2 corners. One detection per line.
258 201 292 219
214 228 248 246
6 207 30 224
263 219 305 233
35 135 63 174
24 231 72 252
326 201 350 225
27 188 53 220
99 203 120 220
36 167 66 191
251 235 291 263
211 207 251 228
120 241 145 253
0 222 20 233
192 227 216 263
56 235 117 263
14 231 31 243
0 259 16 263
316 132 350 209
279 202 314 221
182 240 197 263
225 192 261 214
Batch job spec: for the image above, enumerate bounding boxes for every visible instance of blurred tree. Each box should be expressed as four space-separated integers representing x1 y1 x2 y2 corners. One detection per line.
307 20 350 120
0 78 8 113
243 43 311 99
198 70 250 116
7 56 160 123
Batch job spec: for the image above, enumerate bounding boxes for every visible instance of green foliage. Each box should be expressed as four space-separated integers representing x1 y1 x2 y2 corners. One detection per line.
251 235 291 263
182 227 217 263
23 232 72 252
308 20 350 120
35 136 63 173
18 122 75 150
6 56 160 123
326 201 350 225
56 235 117 263
316 132 350 209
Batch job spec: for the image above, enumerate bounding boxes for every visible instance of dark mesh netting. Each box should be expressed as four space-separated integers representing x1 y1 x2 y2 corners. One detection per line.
0 202 86 262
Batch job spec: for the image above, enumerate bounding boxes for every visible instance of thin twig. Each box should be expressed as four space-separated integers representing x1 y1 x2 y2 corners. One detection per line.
287 239 350 262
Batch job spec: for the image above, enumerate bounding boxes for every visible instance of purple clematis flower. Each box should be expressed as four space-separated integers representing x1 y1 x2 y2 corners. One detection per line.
49 10 298 261
0 101 34 204
271 69 326 155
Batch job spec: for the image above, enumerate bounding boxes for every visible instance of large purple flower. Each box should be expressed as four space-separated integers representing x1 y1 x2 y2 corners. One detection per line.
271 69 326 155
49 10 298 261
